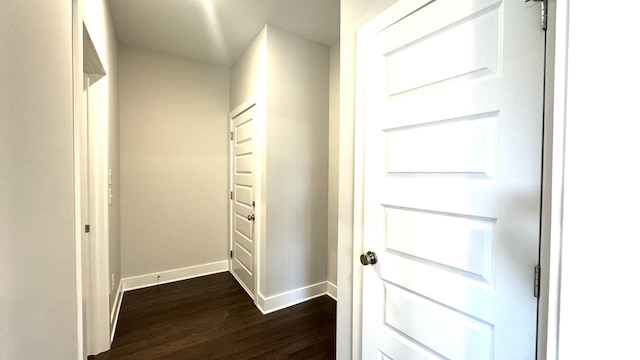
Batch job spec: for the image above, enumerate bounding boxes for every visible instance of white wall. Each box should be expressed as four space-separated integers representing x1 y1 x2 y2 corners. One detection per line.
328 43 340 291
264 26 329 297
83 0 121 318
556 1 640 358
337 0 399 357
230 28 267 111
119 46 230 278
0 2 77 359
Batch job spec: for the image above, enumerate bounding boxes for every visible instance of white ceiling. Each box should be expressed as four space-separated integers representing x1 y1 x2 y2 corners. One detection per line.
109 0 340 67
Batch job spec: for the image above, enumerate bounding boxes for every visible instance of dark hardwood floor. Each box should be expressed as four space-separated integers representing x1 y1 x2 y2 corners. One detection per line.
91 272 336 360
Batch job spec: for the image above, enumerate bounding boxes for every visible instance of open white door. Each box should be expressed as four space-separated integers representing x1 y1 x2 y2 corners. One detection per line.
229 103 257 298
355 0 545 358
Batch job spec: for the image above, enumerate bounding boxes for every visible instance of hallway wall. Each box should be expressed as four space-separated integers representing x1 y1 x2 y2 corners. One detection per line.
0 2 77 359
264 25 329 298
230 29 267 110
556 1 640 357
119 46 230 279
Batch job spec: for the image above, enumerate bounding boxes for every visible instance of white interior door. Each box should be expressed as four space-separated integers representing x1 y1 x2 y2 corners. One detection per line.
356 0 545 359
230 104 257 298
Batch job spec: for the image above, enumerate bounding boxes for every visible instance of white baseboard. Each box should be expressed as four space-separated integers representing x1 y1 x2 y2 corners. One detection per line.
256 281 329 314
327 281 337 301
122 261 229 292
110 279 124 343
117 265 334 328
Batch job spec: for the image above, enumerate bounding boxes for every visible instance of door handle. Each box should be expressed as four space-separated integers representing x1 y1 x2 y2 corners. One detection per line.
247 214 255 221
360 251 377 266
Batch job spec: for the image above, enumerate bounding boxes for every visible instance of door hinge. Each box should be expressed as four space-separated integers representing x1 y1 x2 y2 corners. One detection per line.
230 191 233 200
84 224 90 233
230 131 234 141
525 0 547 30
534 265 541 298
230 250 233 258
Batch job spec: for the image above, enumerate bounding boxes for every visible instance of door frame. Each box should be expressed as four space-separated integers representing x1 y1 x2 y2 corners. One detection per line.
228 98 260 302
538 0 563 358
350 0 560 358
72 0 111 357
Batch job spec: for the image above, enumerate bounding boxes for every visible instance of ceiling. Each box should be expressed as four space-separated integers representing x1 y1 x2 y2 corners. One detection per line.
109 0 340 67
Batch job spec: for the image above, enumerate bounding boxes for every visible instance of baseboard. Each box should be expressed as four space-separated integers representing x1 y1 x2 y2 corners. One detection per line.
256 281 329 314
122 261 229 292
327 281 337 301
110 279 124 343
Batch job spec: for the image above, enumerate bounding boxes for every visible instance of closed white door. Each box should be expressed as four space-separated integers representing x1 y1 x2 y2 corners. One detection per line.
356 0 545 359
230 104 257 298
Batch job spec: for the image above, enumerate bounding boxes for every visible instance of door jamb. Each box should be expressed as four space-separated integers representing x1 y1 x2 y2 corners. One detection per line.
538 0 563 358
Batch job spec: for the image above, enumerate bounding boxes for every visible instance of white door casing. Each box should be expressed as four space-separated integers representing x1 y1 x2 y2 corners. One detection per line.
81 70 111 356
355 0 545 359
230 102 257 298
80 74 91 357
73 7 111 356
79 70 110 357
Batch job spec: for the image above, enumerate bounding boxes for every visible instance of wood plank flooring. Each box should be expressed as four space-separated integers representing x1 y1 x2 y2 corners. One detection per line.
91 272 336 360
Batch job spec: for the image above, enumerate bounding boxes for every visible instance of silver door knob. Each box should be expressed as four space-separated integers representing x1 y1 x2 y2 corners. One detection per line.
360 251 378 266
